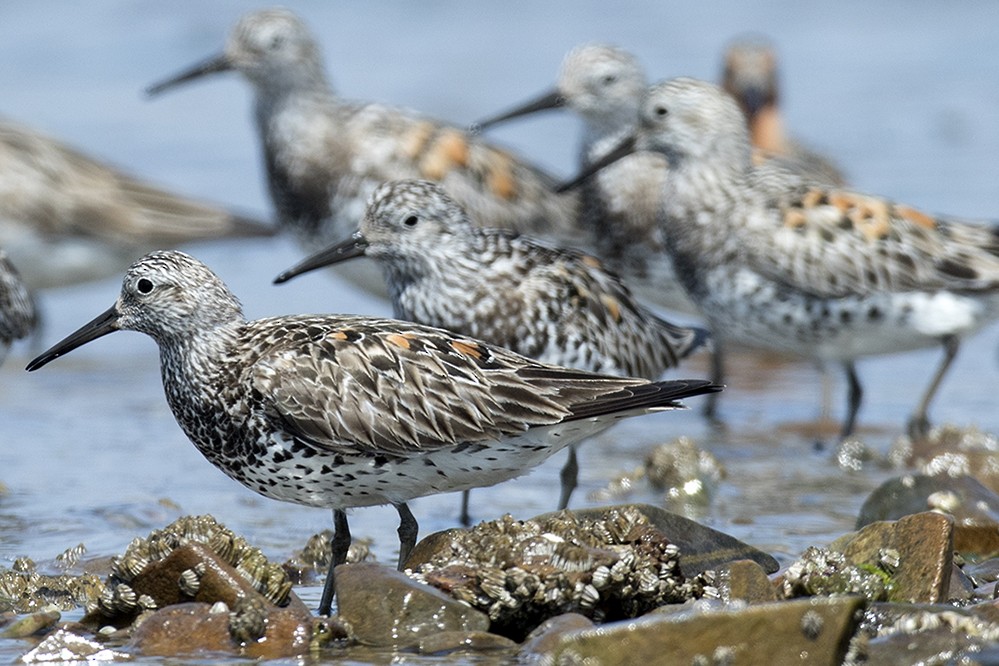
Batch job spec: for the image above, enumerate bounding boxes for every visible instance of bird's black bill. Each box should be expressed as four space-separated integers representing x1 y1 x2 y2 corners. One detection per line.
273 233 370 284
146 53 233 97
555 134 637 193
26 305 120 371
469 89 565 134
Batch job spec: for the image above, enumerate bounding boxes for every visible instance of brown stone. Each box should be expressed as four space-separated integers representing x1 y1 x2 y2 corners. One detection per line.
129 601 316 659
718 559 779 603
545 597 864 666
831 511 954 603
129 543 310 619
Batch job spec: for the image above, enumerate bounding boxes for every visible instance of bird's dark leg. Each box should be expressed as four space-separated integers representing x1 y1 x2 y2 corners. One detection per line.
703 339 725 424
557 445 579 510
318 509 350 617
907 335 959 440
839 361 863 440
459 490 472 527
395 503 418 570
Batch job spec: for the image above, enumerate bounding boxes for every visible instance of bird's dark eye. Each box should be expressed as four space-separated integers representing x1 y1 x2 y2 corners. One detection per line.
654 105 668 117
136 278 154 294
602 74 617 85
403 215 419 227
270 35 285 50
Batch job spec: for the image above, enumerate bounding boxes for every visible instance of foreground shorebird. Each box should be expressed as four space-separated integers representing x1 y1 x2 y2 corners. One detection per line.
721 37 845 187
0 119 273 290
146 8 579 294
565 77 999 439
275 179 710 519
0 251 36 366
26 250 719 615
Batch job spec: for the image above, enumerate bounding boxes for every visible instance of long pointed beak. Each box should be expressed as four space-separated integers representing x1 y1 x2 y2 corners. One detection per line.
26 305 120 371
146 53 233 97
555 134 637 193
469 89 565 134
273 233 370 284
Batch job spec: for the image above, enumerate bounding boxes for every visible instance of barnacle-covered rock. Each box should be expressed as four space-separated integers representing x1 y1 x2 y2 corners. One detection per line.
781 547 890 601
591 438 724 517
0 556 103 613
87 515 303 627
406 506 717 638
283 531 374 583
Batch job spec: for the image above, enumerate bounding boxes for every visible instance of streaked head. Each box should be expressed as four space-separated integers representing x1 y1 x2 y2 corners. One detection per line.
637 77 751 163
558 43 647 127
147 8 325 96
273 180 471 284
27 251 243 370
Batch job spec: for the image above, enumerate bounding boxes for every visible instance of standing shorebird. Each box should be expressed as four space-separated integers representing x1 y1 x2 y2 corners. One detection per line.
0 251 36 366
0 119 273 290
26 250 720 615
146 8 579 294
721 37 846 188
564 77 999 439
473 43 689 315
274 179 710 520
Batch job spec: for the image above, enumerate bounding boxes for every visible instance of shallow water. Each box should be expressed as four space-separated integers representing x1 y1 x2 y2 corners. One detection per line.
1 1 999 662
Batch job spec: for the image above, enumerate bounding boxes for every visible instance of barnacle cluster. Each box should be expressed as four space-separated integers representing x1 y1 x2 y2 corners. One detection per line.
283 531 374 583
781 547 890 601
408 506 716 636
591 438 724 516
0 553 103 613
91 514 293 620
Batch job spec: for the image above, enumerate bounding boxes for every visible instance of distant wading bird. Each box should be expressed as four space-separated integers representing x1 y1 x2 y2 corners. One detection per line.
146 8 580 296
562 77 999 440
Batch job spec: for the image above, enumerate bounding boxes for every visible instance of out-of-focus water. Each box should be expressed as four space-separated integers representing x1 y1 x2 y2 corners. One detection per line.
1 1 998 661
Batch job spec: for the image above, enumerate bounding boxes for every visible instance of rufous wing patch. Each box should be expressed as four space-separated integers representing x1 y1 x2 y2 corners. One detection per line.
386 333 413 350
450 340 483 359
401 121 435 161
894 204 937 231
420 129 470 180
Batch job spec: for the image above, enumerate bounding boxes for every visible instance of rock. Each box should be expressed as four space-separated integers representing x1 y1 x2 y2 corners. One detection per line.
831 512 953 603
888 425 999 495
406 506 720 639
335 563 489 648
19 628 129 663
519 613 595 660
129 602 232 655
857 474 999 530
591 438 725 517
88 541 310 627
717 559 779 603
0 609 60 638
282 532 373 584
557 505 779 576
0 557 103 613
416 630 516 655
858 603 999 665
781 547 888 601
543 597 864 665
128 601 317 659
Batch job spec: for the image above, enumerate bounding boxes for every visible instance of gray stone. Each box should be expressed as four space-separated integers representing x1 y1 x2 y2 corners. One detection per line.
335 563 489 648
